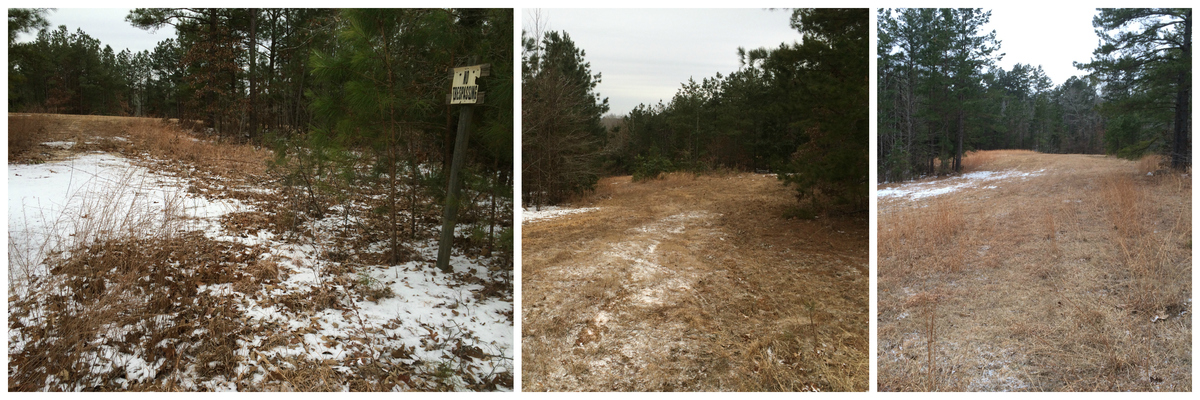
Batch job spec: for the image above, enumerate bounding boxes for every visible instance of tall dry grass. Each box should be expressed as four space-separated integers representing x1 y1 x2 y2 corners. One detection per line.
119 118 270 177
8 114 55 159
878 197 966 277
960 149 1038 173
7 165 203 390
1099 172 1190 314
7 114 271 390
1136 154 1167 175
878 152 1191 391
8 164 190 294
8 113 270 178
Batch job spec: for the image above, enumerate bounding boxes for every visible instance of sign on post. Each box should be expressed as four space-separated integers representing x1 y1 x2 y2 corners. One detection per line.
437 61 488 273
450 65 479 104
448 64 489 104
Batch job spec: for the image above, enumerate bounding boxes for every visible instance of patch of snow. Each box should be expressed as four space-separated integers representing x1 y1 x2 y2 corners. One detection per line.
41 141 75 149
9 151 513 391
522 206 599 224
9 153 249 283
878 169 1044 200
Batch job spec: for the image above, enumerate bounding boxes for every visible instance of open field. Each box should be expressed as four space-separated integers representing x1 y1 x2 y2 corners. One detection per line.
878 150 1191 391
8 113 512 391
522 172 868 391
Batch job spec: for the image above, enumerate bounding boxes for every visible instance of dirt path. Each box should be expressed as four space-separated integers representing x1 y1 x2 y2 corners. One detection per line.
522 173 868 391
878 152 1191 391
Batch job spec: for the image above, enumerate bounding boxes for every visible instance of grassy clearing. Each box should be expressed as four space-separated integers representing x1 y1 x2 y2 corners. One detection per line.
8 114 513 391
878 150 1191 391
523 172 868 391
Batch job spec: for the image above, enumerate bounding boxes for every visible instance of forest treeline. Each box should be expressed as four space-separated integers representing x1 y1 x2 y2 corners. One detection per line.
523 9 868 216
878 8 1191 182
8 8 514 265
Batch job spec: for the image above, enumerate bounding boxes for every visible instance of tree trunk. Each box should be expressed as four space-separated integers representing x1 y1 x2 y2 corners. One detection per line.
955 92 964 173
437 105 474 273
249 8 258 141
268 9 277 134
1173 9 1192 169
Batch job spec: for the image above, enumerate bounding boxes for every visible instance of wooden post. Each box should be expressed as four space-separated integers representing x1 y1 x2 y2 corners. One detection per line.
436 104 473 273
436 59 487 273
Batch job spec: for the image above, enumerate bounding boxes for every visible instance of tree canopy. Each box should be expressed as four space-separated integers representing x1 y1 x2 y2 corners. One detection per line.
879 8 1191 181
521 29 609 207
1077 8 1191 167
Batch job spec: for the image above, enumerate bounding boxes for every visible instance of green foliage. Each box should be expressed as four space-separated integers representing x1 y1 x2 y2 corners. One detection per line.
296 9 513 262
1078 8 1191 168
618 61 791 174
776 9 870 213
631 153 674 182
877 8 1003 181
598 9 870 215
591 9 869 214
8 8 50 43
1115 140 1156 160
522 29 608 207
9 25 138 115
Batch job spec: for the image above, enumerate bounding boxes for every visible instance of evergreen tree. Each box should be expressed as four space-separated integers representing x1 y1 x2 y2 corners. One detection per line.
772 8 869 213
521 29 609 207
878 8 1003 180
1077 8 1191 167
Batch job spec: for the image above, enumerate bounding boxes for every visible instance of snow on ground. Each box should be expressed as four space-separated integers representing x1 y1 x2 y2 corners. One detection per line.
877 169 1044 200
522 205 599 224
8 151 512 391
8 152 247 281
41 141 76 149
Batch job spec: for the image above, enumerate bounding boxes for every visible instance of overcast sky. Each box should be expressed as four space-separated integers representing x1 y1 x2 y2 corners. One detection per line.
982 6 1101 85
11 7 1110 101
527 8 801 116
13 8 176 54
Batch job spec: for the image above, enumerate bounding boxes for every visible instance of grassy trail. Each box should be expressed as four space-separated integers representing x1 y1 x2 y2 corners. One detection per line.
522 172 868 391
878 151 1191 391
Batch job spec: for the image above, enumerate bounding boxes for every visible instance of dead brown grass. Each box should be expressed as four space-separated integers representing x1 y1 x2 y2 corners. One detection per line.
8 114 57 160
878 151 1191 391
7 113 269 181
1136 154 1168 175
8 231 265 391
960 150 1039 173
523 172 868 391
8 113 512 391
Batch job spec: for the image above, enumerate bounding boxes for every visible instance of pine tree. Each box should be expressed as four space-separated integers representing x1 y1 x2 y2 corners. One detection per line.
1077 8 1191 167
522 29 609 207
775 8 870 213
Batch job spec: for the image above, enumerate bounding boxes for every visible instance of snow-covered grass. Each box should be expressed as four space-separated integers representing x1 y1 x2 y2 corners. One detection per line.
40 141 76 149
9 142 512 391
522 205 599 224
8 153 246 289
878 169 1044 200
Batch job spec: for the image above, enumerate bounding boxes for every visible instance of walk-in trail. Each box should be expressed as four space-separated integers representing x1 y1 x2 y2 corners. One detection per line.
523 173 868 391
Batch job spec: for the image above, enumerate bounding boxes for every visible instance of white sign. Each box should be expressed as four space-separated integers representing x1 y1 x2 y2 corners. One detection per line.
451 65 481 104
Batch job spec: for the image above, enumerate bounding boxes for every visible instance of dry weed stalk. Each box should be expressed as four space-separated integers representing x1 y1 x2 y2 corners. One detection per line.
906 291 943 391
1044 207 1059 256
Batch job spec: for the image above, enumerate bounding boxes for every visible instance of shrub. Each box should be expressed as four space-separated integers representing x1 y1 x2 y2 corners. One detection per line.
632 154 674 182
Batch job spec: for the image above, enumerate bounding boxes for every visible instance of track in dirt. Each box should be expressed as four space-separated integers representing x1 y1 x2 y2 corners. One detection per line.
878 151 1191 391
522 173 868 391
